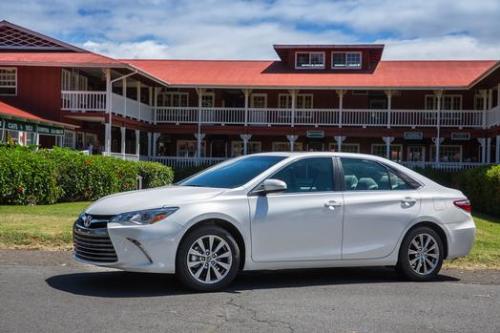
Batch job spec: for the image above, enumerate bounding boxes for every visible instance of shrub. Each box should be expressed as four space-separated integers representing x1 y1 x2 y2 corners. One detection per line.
0 146 174 204
137 161 174 188
453 165 500 217
0 146 61 204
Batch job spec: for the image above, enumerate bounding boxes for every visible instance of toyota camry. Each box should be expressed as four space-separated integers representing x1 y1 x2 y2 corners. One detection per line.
73 152 475 291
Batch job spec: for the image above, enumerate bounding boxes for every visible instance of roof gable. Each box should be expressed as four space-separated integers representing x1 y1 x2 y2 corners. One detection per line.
0 20 85 52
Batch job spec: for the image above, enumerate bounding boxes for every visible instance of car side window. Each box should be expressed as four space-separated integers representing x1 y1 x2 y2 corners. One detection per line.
271 157 334 193
340 158 391 191
388 170 414 190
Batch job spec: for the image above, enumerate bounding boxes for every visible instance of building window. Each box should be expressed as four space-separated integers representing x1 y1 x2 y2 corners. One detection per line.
158 92 189 107
332 52 362 69
0 68 17 95
201 93 214 107
250 94 267 108
272 141 303 152
474 94 485 110
407 146 426 162
177 140 205 157
63 130 75 148
371 144 403 161
278 94 313 109
231 141 262 157
425 95 462 110
295 52 325 69
430 145 462 162
329 143 360 153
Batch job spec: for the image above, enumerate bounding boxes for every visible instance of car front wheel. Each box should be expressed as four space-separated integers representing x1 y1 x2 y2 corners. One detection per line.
176 225 240 291
397 226 444 281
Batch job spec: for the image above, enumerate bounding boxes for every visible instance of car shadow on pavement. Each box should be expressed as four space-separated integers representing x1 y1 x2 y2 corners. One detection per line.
46 267 459 298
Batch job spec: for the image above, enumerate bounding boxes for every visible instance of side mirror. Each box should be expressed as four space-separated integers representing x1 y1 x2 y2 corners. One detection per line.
253 179 287 195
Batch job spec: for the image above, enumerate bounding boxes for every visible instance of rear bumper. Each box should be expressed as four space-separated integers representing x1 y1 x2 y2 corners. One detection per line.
444 216 476 259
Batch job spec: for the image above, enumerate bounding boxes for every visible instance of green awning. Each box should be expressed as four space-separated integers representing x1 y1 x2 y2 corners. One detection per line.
1 118 64 136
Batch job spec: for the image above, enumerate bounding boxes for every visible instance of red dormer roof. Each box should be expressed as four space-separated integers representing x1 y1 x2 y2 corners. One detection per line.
124 59 498 89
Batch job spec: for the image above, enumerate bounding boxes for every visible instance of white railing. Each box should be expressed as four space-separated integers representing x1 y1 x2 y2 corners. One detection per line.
105 152 140 161
401 161 487 171
111 93 153 123
61 91 106 112
154 107 491 128
148 156 226 168
486 106 500 127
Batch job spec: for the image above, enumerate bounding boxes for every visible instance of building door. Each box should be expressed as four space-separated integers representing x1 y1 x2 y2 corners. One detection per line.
249 94 267 125
407 146 426 162
211 140 226 157
307 141 325 151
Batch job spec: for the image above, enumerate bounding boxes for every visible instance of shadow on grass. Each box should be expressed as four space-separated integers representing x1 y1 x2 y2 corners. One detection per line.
46 266 459 298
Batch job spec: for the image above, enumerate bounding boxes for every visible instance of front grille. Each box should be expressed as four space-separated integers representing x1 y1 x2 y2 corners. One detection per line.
73 220 118 263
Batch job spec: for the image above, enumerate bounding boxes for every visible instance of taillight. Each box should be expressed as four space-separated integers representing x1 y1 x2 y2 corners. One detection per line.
454 199 472 213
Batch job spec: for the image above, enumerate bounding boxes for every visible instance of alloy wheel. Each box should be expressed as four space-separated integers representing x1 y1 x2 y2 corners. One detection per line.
186 235 233 284
408 233 440 275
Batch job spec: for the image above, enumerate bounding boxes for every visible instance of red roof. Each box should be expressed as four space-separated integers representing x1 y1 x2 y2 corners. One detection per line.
0 52 125 68
0 100 75 128
125 59 498 89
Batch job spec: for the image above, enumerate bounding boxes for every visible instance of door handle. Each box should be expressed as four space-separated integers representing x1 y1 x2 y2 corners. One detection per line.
401 197 417 207
324 200 341 210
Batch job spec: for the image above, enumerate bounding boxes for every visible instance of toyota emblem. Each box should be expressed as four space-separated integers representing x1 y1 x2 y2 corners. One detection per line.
83 215 92 228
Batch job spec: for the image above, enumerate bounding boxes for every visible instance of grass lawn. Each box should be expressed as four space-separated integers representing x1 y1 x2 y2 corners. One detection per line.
0 202 498 269
0 202 90 250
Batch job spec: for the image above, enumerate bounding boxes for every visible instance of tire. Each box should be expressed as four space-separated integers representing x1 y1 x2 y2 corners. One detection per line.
396 226 444 281
176 225 240 291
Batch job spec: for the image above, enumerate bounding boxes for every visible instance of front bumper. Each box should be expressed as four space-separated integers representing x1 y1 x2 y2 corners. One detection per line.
73 221 184 274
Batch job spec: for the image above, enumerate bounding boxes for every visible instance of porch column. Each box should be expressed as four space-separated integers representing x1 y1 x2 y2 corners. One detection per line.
123 78 127 118
385 90 392 128
477 138 486 163
481 89 488 129
135 129 140 157
434 91 443 163
240 134 252 155
104 123 111 155
382 136 395 159
120 127 126 158
104 68 112 154
147 132 152 157
195 133 205 158
152 132 159 157
488 89 493 110
137 81 142 121
196 88 205 158
153 87 159 124
336 90 344 128
334 136 346 152
496 135 500 164
431 137 444 162
243 89 251 126
286 135 298 152
486 137 492 163
289 89 297 127
35 133 40 146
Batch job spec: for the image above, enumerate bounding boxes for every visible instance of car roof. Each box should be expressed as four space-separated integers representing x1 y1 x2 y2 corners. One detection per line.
248 151 378 159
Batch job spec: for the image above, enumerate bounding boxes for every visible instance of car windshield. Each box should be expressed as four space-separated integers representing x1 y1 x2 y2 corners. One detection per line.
179 155 286 189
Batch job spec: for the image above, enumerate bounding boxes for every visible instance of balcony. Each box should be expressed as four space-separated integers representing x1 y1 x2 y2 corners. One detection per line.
155 107 496 128
61 91 153 123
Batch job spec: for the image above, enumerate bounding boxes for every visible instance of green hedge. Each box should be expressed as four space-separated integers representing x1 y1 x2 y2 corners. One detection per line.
0 146 173 205
414 165 500 217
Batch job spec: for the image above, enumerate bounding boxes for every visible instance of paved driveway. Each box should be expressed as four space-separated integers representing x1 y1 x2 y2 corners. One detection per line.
0 250 499 333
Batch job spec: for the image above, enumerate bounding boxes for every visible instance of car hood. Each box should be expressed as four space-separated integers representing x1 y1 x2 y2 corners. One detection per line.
85 185 226 215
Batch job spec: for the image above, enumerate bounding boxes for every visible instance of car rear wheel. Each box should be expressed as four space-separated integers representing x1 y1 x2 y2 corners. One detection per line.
397 226 444 281
176 225 240 291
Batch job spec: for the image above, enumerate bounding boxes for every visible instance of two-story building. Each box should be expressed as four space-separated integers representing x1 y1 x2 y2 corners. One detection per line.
1 20 499 170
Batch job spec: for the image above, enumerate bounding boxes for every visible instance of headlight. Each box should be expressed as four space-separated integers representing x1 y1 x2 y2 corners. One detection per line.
110 207 178 226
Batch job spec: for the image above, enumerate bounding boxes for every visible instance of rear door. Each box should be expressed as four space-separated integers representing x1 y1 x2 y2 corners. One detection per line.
340 157 421 259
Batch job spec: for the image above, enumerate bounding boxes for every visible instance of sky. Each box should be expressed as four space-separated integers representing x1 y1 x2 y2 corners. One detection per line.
1 0 500 60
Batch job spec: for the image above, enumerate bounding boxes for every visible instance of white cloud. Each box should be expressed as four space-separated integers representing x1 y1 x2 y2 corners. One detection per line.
0 0 499 60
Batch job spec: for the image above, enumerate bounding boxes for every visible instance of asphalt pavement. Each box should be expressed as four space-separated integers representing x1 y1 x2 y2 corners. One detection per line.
0 250 499 333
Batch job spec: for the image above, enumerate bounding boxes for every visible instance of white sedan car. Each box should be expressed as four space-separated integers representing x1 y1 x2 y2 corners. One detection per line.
74 152 475 291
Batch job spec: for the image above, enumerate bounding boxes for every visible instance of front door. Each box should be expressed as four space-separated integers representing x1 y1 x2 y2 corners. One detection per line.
249 157 343 262
340 157 421 259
